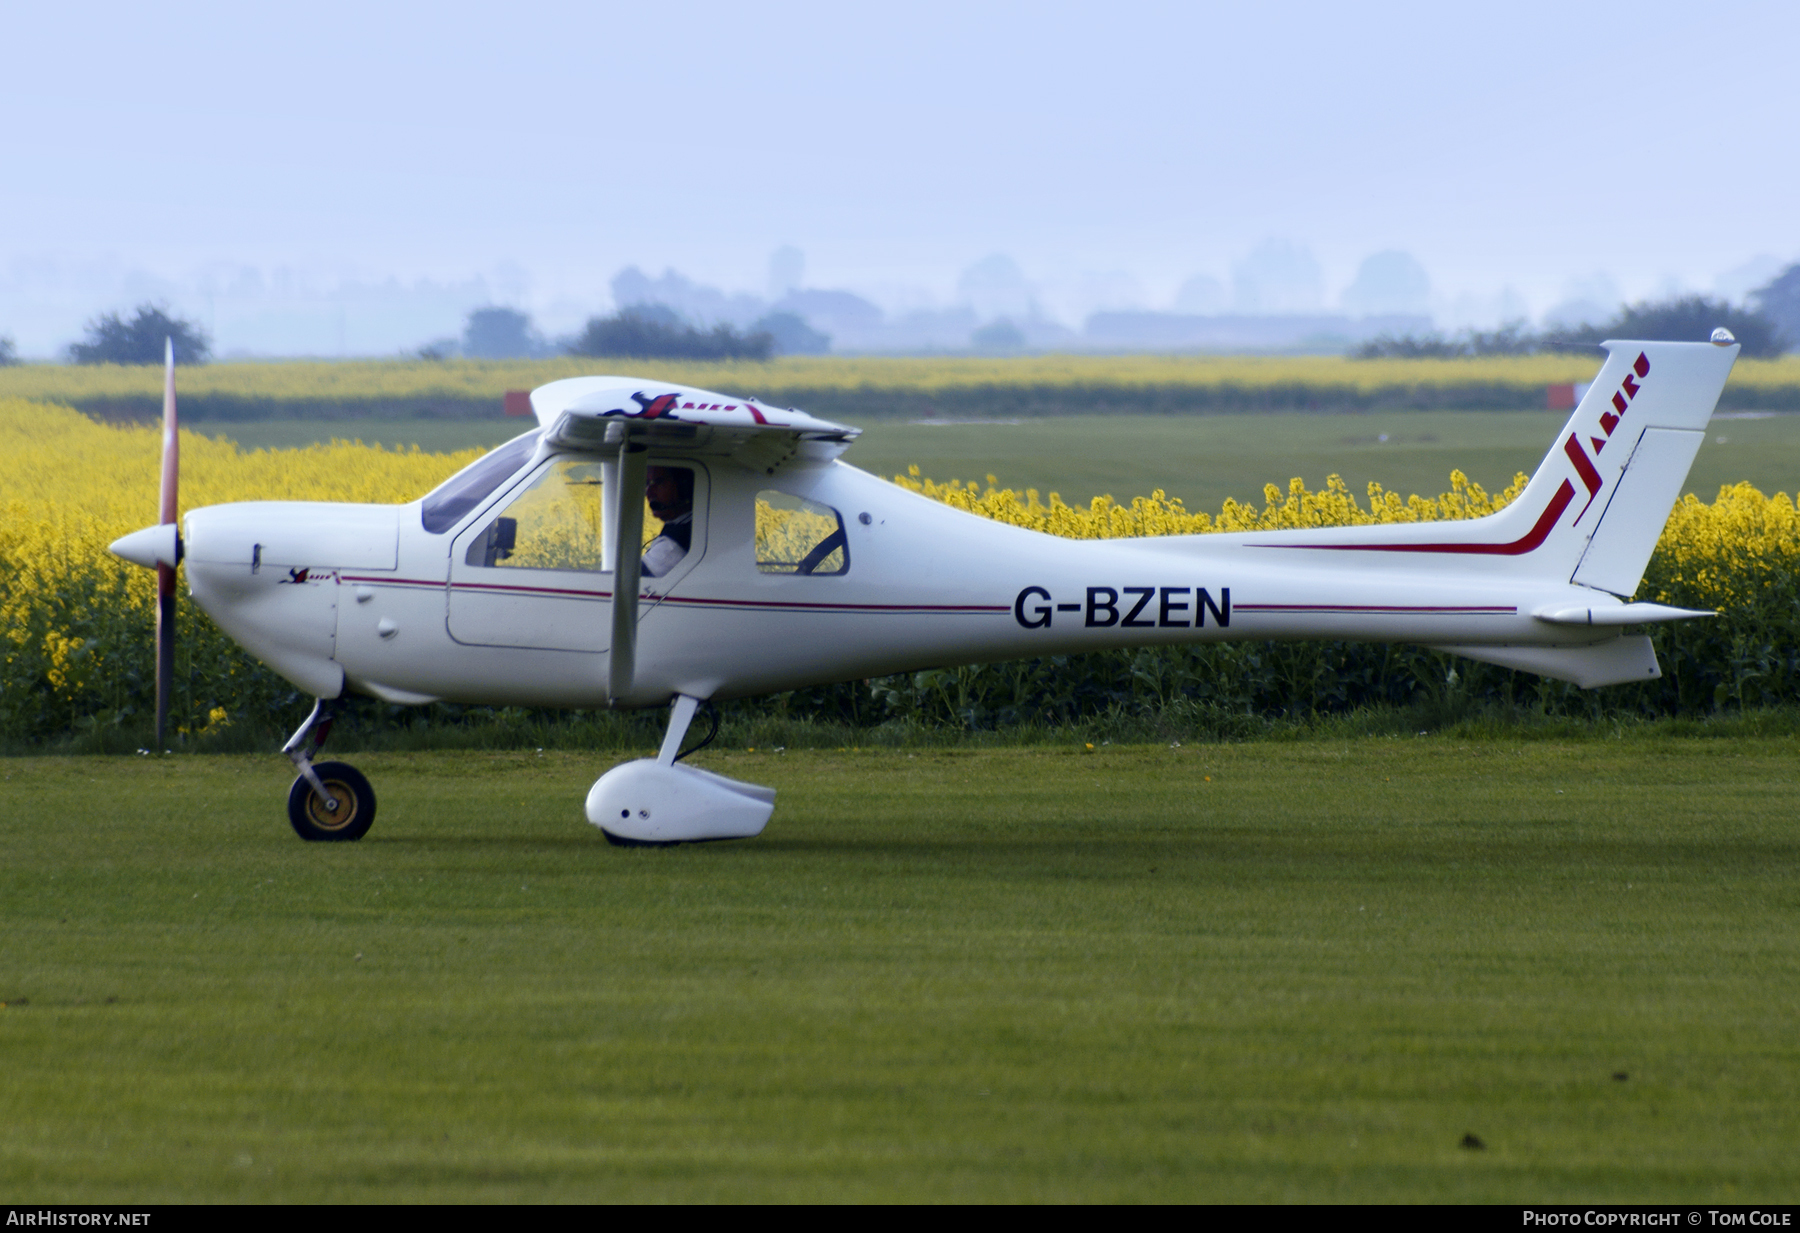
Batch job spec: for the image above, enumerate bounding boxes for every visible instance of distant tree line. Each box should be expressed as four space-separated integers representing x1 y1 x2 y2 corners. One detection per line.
1754 264 1800 346
410 304 831 362
1354 293 1790 360
566 305 829 361
1353 321 1541 359
565 305 772 361
35 266 1800 366
42 299 829 368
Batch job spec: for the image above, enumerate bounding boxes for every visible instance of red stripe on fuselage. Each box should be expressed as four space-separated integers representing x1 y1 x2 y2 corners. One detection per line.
1235 604 1516 614
342 575 1008 615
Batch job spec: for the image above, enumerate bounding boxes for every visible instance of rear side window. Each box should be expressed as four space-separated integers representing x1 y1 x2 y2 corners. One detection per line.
421 429 541 533
755 490 848 575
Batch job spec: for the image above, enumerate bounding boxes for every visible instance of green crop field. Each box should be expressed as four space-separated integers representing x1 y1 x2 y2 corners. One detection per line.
5 738 1799 1202
200 416 534 457
12 353 1800 417
207 409 1800 513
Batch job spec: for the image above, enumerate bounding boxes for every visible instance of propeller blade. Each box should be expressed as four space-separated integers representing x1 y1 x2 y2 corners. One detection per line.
155 337 179 748
160 336 179 524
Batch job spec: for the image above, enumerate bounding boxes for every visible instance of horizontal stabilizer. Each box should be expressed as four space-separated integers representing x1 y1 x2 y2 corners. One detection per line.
1532 602 1714 626
1430 636 1661 689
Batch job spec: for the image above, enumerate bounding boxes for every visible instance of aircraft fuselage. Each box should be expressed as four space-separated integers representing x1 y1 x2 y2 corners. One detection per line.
183 451 1636 712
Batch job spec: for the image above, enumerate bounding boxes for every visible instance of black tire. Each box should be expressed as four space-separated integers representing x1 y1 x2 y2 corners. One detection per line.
600 829 679 849
287 761 376 842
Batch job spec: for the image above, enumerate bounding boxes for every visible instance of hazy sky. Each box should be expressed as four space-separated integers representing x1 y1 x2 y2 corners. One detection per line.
4 0 1798 353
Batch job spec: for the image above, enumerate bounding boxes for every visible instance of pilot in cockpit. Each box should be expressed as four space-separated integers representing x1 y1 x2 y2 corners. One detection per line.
640 466 694 578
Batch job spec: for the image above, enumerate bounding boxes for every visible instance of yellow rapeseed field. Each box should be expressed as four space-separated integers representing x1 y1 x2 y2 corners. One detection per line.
1656 482 1800 610
1 400 483 733
891 467 1530 539
888 468 1800 612
4 396 1797 739
5 354 1800 405
1 399 484 522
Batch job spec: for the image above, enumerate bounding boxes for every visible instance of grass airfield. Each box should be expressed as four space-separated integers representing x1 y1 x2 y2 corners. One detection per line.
4 738 1799 1202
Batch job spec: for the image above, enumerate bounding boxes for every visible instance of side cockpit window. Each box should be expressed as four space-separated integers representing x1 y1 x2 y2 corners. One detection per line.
460 458 696 576
755 490 848 575
465 458 604 571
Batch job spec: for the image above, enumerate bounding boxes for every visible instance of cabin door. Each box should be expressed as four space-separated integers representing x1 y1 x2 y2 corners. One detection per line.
447 457 704 652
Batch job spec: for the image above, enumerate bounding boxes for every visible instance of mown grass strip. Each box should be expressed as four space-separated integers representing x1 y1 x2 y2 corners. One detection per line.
3 739 1798 1201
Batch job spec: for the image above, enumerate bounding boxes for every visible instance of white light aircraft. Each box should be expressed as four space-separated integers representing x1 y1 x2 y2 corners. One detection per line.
111 334 1740 845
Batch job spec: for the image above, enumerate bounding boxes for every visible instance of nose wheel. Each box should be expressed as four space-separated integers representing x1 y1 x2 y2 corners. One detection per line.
287 761 376 842
281 698 376 842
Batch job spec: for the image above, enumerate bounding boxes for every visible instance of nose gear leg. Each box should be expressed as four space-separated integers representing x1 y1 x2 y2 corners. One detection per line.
282 698 338 812
281 697 377 842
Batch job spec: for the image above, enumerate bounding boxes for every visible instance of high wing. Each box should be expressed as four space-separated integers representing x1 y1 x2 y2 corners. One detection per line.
531 376 859 472
528 377 861 701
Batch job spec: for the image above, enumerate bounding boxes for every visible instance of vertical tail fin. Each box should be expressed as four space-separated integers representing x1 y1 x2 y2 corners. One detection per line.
1557 339 1736 596
1245 339 1738 590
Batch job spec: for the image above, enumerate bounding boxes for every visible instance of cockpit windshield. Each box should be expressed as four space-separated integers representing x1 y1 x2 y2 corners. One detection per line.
420 429 542 534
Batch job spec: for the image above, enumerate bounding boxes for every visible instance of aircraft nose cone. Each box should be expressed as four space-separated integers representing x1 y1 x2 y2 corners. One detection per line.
110 523 182 569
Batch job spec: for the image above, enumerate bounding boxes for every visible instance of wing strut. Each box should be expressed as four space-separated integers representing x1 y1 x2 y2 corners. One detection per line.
607 439 648 702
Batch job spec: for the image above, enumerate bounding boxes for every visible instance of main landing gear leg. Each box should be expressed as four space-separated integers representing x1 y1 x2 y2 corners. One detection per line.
282 698 376 842
587 694 773 847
